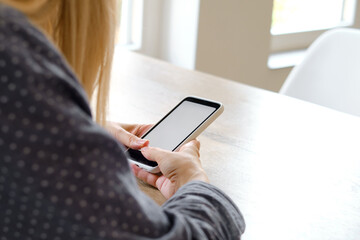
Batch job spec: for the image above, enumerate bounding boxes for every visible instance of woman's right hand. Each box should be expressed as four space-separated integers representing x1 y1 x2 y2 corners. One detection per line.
132 140 209 199
105 122 152 149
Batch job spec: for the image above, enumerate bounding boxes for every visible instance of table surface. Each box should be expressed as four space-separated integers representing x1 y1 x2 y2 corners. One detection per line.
109 49 360 240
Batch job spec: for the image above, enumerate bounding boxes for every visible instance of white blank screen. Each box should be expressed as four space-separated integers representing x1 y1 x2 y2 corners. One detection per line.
145 101 216 150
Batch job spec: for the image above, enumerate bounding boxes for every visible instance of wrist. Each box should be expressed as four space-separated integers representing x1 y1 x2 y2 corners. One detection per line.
179 168 209 188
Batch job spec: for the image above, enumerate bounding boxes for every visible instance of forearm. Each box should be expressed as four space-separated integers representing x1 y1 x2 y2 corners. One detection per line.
162 181 245 240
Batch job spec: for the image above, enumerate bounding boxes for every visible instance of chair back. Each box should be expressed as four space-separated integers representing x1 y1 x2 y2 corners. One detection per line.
280 28 360 116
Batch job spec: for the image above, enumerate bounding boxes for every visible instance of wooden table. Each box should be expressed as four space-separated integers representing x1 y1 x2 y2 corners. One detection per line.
109 49 360 240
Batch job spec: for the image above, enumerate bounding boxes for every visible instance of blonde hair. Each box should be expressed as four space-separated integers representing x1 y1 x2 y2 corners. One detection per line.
1 0 118 125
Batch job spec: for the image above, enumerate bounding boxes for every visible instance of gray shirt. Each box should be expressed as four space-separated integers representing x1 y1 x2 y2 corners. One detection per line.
0 5 245 239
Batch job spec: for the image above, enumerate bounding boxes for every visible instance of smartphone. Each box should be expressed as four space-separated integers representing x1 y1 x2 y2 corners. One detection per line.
127 96 224 173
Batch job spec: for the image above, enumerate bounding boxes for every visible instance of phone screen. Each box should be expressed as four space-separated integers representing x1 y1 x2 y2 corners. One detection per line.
127 97 221 167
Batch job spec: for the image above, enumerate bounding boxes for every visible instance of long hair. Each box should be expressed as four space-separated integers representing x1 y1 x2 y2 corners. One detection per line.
1 0 118 125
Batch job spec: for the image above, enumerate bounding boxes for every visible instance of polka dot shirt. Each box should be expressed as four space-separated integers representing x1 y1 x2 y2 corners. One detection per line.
0 4 245 240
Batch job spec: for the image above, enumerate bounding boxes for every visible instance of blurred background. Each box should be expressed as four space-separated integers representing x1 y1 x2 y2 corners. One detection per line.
116 0 360 92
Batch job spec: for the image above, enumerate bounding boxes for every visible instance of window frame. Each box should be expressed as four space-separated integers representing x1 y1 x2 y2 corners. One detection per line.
117 0 144 50
270 0 360 53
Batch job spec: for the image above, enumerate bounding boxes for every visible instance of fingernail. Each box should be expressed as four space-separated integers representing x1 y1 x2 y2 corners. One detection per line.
135 139 148 146
141 147 149 152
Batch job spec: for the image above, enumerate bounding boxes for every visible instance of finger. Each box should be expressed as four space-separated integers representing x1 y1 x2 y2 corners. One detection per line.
140 147 170 164
154 176 176 199
179 140 200 157
179 139 200 151
117 123 134 132
120 123 153 137
131 164 159 188
114 127 149 149
135 124 154 137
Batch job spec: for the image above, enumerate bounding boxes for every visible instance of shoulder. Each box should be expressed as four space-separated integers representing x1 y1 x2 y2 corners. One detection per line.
0 3 27 21
0 3 91 115
0 3 41 42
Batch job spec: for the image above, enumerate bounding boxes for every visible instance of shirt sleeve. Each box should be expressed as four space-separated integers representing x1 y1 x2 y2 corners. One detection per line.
0 5 245 240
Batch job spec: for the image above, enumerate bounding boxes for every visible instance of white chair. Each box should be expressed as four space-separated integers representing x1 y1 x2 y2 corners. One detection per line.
279 28 360 117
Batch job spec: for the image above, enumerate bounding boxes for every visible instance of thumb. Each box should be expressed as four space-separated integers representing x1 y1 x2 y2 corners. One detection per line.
141 147 170 164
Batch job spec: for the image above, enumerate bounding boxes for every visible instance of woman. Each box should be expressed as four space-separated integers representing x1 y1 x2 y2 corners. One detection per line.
0 0 245 239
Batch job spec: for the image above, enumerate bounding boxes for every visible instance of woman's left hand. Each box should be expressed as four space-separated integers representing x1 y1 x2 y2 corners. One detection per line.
131 140 208 199
105 122 153 149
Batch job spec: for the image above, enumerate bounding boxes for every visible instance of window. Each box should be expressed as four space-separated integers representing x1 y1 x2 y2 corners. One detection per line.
272 0 356 35
116 0 143 50
269 0 359 69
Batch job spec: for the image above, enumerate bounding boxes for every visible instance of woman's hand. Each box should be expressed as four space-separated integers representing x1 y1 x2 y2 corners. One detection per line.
105 122 152 149
131 140 209 199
